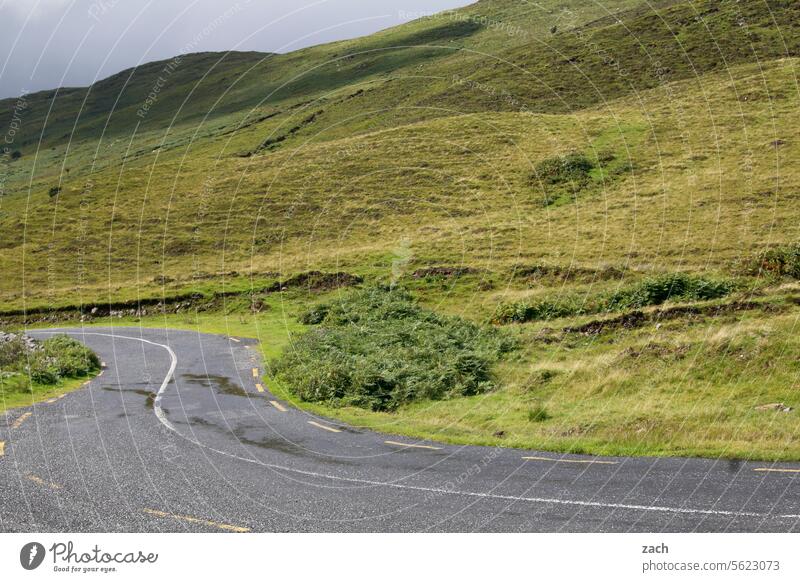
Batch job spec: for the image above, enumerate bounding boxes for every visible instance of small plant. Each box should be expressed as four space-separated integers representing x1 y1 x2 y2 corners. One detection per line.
491 298 585 324
10 150 22 160
528 405 551 422
48 186 62 197
739 244 800 279
604 274 735 310
533 152 594 186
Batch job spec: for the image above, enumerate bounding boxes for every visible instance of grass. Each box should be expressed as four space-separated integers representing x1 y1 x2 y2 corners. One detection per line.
0 374 95 414
1 0 800 460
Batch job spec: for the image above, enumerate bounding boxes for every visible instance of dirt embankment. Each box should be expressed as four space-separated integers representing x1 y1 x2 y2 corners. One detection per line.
0 271 362 326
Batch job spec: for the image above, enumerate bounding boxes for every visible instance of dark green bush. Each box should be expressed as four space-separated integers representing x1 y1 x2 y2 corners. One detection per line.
533 152 594 185
48 186 62 197
277 287 515 411
740 244 800 279
604 274 735 310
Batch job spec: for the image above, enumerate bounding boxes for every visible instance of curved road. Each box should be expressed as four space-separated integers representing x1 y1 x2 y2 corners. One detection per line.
1 327 798 532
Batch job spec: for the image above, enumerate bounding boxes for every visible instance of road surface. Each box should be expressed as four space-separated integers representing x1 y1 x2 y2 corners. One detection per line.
1 327 798 532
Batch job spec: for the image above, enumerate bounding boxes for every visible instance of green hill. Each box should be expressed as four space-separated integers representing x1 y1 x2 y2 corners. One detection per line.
1 0 799 459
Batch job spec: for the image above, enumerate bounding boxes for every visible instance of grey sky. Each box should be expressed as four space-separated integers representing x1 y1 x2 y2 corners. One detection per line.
0 0 471 99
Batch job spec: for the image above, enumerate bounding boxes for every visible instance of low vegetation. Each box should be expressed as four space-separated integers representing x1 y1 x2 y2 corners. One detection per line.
274 287 515 411
740 244 800 280
0 332 99 410
493 273 736 324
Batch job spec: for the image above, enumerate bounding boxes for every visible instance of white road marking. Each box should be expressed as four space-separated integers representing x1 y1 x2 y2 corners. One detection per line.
35 330 800 523
523 456 618 465
229 337 241 343
385 440 442 450
308 420 341 433
755 468 800 474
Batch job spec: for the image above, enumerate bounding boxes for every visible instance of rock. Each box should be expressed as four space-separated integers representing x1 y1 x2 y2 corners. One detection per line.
754 402 793 413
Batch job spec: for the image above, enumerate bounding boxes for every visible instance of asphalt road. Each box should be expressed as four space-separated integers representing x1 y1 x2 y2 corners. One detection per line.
1 327 798 532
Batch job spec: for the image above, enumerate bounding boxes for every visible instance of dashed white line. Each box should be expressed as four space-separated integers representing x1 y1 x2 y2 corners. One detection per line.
385 440 442 450
523 456 618 465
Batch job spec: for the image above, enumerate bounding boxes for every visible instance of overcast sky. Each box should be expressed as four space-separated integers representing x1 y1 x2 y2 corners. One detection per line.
0 0 471 99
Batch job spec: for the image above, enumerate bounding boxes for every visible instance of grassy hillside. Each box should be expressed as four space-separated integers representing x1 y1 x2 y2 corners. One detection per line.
1 0 799 458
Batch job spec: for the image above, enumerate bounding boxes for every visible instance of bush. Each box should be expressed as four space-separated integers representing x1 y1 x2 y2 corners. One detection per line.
740 244 800 279
0 335 27 367
277 287 515 411
48 186 62 197
604 274 735 310
491 298 585 324
0 334 99 385
533 152 594 185
11 150 22 160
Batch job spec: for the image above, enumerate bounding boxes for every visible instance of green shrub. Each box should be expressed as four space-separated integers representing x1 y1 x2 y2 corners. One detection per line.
533 152 594 185
0 335 27 366
48 186 62 197
11 335 100 385
277 287 515 411
491 298 585 324
298 304 330 325
740 244 800 279
604 274 735 310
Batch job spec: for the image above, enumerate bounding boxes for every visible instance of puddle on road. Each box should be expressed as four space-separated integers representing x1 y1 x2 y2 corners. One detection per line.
102 386 156 409
179 373 261 399
176 415 351 466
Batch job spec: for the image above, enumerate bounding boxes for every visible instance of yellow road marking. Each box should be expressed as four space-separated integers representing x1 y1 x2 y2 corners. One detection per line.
251 368 259 378
25 474 61 489
308 420 341 433
230 337 241 343
385 440 442 450
522 456 618 465
269 400 287 412
754 467 800 474
143 508 250 532
0 441 4 457
255 383 264 393
11 412 32 430
46 398 57 404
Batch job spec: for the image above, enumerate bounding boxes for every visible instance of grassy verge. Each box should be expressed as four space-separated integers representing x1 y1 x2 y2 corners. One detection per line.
0 373 97 414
